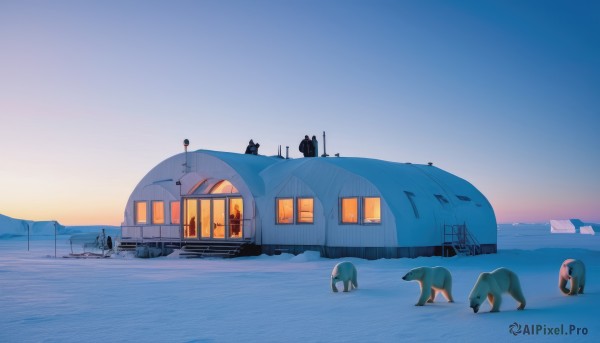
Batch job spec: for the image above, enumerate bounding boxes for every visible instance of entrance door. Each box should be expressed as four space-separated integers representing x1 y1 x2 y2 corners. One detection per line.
229 198 243 239
200 199 211 239
184 199 198 239
212 199 225 239
184 197 244 240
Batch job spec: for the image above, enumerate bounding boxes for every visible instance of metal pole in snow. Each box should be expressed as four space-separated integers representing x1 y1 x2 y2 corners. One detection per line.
24 221 29 251
54 221 57 258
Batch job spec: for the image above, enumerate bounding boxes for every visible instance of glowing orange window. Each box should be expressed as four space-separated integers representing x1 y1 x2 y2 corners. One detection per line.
297 198 314 224
341 197 358 224
363 197 381 224
277 198 294 224
135 201 147 224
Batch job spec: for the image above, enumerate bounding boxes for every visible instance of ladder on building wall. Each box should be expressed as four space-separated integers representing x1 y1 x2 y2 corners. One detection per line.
442 223 481 257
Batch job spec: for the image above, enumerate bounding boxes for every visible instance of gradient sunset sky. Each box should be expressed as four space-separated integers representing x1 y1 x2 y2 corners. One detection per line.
1 0 598 225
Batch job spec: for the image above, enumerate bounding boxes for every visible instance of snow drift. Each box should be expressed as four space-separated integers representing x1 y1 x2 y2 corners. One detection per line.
0 213 119 238
0 222 598 343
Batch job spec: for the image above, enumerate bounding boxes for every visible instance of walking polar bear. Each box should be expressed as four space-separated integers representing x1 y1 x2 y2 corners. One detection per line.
559 259 586 295
402 266 454 306
331 261 358 292
468 267 526 313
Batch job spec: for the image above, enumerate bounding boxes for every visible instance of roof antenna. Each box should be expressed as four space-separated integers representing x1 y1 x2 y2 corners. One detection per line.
321 131 329 157
183 139 190 173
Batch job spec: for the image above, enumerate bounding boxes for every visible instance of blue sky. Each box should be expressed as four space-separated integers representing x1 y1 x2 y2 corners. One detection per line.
1 0 598 225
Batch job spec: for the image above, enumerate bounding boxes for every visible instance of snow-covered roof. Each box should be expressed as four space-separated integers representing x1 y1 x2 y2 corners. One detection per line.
198 150 280 196
261 155 491 217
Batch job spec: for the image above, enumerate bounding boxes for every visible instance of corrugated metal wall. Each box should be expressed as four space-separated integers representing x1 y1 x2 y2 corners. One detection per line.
259 176 325 246
122 151 498 256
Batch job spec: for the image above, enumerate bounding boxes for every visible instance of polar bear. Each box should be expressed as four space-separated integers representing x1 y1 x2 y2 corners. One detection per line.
559 259 586 295
331 261 358 292
402 266 454 306
468 267 526 313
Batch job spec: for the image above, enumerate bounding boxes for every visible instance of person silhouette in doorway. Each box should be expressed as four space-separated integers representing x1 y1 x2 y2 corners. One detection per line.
188 216 196 237
230 204 241 237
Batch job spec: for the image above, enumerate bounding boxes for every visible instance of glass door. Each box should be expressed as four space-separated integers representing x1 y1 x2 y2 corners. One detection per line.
229 198 243 239
212 199 226 239
184 199 198 239
189 197 244 240
200 199 211 239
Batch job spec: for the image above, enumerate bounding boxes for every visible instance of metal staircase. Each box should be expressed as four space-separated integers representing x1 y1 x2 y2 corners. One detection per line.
117 241 138 252
179 241 258 258
442 223 481 257
117 240 259 258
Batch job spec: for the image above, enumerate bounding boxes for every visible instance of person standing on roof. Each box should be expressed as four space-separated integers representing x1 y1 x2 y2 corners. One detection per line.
299 135 312 157
311 135 318 157
245 139 260 155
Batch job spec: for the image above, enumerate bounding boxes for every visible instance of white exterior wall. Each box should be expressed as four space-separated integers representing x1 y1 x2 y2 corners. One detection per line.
325 177 395 248
259 176 325 246
122 152 271 241
123 154 186 227
415 165 497 245
259 160 399 248
261 177 325 245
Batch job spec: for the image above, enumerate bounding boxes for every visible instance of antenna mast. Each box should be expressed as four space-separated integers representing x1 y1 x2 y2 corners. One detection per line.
321 131 329 157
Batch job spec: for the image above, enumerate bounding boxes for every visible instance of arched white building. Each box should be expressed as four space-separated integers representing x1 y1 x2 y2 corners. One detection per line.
121 150 497 259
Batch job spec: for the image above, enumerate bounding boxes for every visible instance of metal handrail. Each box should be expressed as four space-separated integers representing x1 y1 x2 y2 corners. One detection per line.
122 220 253 242
442 223 481 256
121 224 181 242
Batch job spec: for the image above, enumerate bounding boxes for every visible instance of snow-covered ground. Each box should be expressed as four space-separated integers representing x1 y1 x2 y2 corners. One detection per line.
0 223 598 343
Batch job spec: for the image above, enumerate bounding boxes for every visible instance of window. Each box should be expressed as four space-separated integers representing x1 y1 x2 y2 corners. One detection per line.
152 201 165 224
297 198 314 224
341 197 359 224
456 195 471 201
276 198 294 224
135 201 147 224
189 180 207 195
404 191 420 219
209 180 239 194
363 197 381 223
170 201 180 224
434 194 450 208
